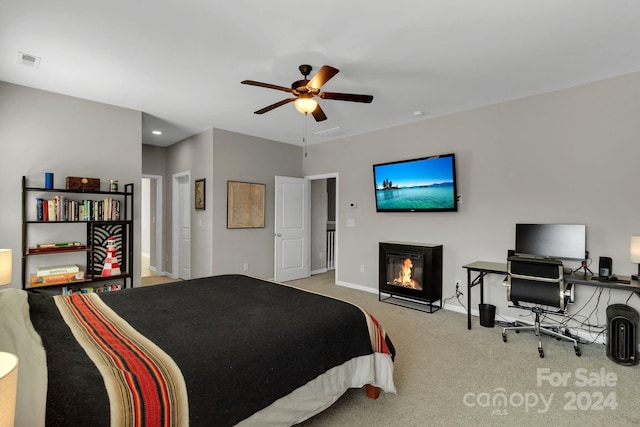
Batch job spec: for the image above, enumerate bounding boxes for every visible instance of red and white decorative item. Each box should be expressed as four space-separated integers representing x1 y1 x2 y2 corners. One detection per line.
101 236 121 277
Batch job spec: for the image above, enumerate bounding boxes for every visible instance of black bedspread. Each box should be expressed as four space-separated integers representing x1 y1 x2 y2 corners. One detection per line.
28 274 379 426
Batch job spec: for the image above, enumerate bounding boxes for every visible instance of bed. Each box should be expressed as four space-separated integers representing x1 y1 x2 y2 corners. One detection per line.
0 274 396 426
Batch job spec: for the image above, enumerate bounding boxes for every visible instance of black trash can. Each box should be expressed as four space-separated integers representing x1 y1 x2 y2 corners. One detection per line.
479 303 496 328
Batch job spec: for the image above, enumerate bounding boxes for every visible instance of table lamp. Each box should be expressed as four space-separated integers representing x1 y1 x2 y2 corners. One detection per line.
631 236 640 281
0 352 19 427
0 249 11 287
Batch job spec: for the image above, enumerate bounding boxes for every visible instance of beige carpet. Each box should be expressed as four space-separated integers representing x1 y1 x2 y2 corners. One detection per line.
141 274 178 287
140 254 178 286
288 271 640 427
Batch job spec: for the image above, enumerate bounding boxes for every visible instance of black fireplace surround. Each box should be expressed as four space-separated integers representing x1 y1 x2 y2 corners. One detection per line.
379 241 443 312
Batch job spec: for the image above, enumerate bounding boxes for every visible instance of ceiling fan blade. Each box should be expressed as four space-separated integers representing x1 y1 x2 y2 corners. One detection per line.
254 98 296 114
311 104 328 122
320 92 373 103
308 66 339 90
241 80 293 93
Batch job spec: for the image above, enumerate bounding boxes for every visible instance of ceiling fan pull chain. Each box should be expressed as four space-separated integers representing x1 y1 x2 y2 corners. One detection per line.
303 113 308 158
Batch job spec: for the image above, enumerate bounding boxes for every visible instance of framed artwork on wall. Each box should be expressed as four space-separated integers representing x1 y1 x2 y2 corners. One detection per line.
227 181 266 228
195 179 206 210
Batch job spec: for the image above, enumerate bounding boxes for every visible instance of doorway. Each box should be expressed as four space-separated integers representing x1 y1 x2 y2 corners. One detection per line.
141 175 163 279
172 172 191 280
273 174 338 282
308 173 338 277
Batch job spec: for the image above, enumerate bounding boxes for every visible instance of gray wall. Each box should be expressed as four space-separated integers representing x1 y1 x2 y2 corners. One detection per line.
143 128 302 280
303 71 640 322
210 128 302 277
165 129 214 279
0 81 142 288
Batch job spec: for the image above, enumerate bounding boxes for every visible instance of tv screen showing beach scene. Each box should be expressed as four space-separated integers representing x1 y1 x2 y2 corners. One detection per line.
373 153 458 212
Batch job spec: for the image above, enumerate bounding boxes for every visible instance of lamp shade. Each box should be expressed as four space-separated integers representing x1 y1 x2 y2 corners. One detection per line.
294 95 318 114
0 249 11 286
0 352 19 427
631 236 640 263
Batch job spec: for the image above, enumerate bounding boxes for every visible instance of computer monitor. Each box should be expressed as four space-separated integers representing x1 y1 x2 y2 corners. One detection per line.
515 224 586 261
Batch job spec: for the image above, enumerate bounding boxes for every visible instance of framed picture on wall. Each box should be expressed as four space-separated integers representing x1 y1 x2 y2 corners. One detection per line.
227 181 266 228
195 179 205 210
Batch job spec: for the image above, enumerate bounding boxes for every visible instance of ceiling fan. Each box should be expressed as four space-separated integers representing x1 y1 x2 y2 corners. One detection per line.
241 64 373 122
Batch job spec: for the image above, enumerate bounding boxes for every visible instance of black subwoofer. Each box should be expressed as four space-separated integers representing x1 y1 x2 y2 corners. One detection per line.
606 304 639 366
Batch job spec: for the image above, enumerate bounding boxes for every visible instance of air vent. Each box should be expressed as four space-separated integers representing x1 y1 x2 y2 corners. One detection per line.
17 52 41 68
314 126 349 137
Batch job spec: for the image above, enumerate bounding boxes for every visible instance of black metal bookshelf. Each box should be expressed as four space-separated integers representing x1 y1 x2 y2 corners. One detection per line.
21 176 134 292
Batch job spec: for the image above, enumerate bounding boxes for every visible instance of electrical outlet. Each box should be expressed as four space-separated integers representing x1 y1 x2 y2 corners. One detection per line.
243 262 249 272
455 280 463 298
360 264 365 273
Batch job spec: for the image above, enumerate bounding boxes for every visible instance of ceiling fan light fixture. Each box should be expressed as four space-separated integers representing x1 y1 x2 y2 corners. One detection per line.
294 95 317 114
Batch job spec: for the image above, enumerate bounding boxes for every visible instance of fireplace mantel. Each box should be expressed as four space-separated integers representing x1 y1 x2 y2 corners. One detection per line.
379 241 443 313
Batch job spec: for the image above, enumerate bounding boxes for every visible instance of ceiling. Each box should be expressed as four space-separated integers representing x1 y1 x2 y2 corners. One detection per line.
2 1 640 147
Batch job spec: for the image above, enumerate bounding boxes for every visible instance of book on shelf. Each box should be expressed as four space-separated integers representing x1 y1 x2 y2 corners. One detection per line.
61 283 122 295
35 264 80 276
35 196 121 221
30 271 85 287
28 241 86 254
36 241 83 248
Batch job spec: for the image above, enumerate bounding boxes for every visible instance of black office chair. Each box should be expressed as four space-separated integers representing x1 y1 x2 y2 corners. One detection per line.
502 255 580 358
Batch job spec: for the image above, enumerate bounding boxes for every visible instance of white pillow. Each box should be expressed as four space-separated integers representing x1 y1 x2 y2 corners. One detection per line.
0 289 47 427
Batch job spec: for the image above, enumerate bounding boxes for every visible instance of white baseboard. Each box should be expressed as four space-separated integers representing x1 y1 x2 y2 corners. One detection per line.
336 280 378 294
334 280 606 345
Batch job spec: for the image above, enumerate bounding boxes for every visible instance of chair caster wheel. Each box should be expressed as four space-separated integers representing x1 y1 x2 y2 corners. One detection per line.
502 333 507 342
538 349 544 358
575 348 581 357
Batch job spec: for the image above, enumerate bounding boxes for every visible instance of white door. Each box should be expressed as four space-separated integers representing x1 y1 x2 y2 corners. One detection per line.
274 176 310 282
173 173 191 280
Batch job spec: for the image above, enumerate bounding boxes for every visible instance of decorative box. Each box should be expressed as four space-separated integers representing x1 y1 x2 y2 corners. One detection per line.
66 176 101 191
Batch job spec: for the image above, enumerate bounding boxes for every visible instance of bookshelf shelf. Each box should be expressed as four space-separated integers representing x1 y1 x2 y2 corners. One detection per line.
21 176 134 292
25 186 131 196
26 247 90 256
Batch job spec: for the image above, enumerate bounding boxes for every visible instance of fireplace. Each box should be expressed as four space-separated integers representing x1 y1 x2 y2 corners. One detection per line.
379 241 443 312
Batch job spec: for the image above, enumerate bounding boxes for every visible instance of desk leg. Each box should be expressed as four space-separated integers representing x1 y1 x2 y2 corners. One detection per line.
467 271 487 330
467 269 472 329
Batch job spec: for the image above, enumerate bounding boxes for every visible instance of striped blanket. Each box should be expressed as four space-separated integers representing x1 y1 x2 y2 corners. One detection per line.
55 293 189 426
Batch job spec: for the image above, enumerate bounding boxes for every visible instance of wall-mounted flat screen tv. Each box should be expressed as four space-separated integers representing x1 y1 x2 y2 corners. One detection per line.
373 153 458 212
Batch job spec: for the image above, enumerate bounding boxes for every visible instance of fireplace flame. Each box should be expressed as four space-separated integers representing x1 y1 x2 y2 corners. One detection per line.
393 258 419 289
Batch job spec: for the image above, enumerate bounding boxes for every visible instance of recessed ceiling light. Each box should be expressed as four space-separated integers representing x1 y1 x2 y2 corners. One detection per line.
152 130 162 135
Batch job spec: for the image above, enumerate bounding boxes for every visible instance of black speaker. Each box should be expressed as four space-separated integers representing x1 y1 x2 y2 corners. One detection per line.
599 256 613 277
606 304 639 365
